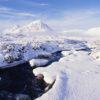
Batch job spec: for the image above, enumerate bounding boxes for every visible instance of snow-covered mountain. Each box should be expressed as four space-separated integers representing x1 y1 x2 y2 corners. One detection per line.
21 20 53 33
4 25 21 34
4 20 53 34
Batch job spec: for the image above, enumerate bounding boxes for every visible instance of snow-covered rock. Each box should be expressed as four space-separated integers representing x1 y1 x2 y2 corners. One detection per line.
0 38 90 68
0 54 5 65
29 59 49 67
91 50 100 60
61 51 71 57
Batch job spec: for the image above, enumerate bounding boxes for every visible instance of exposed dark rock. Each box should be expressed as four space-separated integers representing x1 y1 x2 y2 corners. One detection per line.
14 94 31 100
0 62 52 100
0 91 31 100
32 74 49 98
0 91 14 100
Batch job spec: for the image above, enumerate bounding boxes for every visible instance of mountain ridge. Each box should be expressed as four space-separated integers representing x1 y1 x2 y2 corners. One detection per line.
4 20 53 34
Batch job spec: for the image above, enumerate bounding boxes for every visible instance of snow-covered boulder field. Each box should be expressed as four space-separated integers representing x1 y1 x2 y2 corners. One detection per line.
29 59 49 67
0 37 90 68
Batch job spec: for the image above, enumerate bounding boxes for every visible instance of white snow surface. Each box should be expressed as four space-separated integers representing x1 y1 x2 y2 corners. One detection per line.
34 51 100 100
29 59 49 67
1 20 100 100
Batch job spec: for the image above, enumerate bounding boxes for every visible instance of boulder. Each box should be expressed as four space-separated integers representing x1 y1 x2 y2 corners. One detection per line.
29 59 49 67
14 94 31 100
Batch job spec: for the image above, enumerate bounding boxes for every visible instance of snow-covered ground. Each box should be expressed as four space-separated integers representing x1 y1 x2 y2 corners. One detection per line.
34 51 100 100
0 20 100 100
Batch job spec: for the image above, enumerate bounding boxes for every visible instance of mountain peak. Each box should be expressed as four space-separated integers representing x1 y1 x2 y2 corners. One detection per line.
4 20 53 34
24 20 52 32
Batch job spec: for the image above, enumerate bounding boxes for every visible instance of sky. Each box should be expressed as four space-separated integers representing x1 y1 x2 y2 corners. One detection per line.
0 0 100 31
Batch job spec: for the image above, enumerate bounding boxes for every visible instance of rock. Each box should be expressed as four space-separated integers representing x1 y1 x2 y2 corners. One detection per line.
36 74 44 80
0 62 35 99
0 91 14 100
91 51 100 60
61 51 72 57
44 79 56 92
0 91 31 100
29 59 49 67
7 62 35 95
0 62 54 100
0 70 12 90
32 74 49 98
4 53 14 63
36 52 52 59
14 94 31 100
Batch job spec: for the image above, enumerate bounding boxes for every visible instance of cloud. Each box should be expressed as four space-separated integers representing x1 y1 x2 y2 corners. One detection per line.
30 2 48 6
0 0 49 6
23 0 49 6
0 6 100 32
85 27 100 36
46 9 100 31
0 0 8 1
39 3 48 6
0 6 38 19
0 6 40 31
10 0 49 7
16 12 36 17
0 7 12 12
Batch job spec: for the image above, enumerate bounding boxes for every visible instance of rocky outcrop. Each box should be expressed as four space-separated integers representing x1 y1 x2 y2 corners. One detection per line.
0 62 50 100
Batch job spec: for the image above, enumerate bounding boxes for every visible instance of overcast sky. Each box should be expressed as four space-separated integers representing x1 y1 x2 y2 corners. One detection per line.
0 0 100 30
